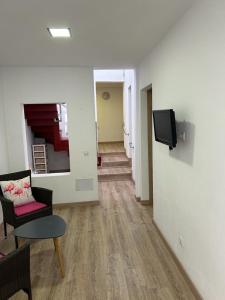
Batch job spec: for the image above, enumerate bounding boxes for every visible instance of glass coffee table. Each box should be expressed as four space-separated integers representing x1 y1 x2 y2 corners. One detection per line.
14 215 66 278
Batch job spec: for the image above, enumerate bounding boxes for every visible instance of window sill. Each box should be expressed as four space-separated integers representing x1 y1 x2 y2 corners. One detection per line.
32 172 71 178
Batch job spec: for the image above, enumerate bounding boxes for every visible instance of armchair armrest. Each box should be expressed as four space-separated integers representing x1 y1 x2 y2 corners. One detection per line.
32 187 53 208
0 243 30 288
0 195 15 224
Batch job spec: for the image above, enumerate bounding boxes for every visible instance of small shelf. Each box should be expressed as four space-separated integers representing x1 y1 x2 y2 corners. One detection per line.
33 151 45 153
32 144 47 174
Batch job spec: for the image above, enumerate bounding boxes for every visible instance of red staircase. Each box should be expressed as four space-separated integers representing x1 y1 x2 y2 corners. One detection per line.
24 104 69 152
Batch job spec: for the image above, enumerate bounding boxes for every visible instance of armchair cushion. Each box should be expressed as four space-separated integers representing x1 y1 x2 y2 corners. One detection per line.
0 176 35 207
0 170 52 235
14 201 47 217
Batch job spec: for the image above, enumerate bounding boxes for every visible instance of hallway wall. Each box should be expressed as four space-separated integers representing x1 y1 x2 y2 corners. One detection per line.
96 85 123 142
137 0 225 299
0 67 98 204
0 73 8 223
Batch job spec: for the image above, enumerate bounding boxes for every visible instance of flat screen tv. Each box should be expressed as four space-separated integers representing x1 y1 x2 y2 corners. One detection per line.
153 109 177 150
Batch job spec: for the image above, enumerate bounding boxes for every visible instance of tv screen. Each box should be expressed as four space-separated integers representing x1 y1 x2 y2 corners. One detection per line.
153 109 177 149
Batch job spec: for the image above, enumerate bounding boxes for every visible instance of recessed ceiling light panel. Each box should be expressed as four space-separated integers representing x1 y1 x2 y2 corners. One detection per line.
48 28 71 38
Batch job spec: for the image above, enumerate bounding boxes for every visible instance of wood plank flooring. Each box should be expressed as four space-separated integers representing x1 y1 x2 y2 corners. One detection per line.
1 181 197 300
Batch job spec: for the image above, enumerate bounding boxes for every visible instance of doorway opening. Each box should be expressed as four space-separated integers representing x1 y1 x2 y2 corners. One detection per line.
93 69 136 183
95 81 132 182
96 82 124 145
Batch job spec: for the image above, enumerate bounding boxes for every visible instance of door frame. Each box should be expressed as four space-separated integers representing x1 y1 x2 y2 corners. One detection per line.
128 85 133 151
147 88 153 205
138 84 153 204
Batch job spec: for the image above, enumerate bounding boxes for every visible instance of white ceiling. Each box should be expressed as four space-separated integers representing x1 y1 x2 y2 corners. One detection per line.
0 0 194 68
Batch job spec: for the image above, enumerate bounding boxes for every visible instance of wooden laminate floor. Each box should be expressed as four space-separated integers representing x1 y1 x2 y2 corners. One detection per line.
3 181 196 300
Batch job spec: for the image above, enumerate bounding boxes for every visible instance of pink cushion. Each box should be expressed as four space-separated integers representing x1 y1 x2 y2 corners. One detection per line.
0 252 5 259
14 201 47 216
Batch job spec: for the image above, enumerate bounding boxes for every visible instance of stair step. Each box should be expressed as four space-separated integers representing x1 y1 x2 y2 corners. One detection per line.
25 111 57 120
98 151 126 156
102 161 130 167
98 173 132 182
98 142 125 154
24 104 58 113
101 153 130 168
98 167 132 182
28 119 56 126
98 166 131 175
101 153 127 161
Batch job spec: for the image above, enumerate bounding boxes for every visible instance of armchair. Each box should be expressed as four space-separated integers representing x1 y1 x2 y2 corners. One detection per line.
0 170 53 241
0 243 32 300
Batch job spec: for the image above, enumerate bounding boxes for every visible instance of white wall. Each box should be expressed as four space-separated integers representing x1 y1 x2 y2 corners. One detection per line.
25 122 34 170
1 67 98 204
137 0 225 299
96 86 123 142
0 73 8 223
93 70 125 141
47 144 70 172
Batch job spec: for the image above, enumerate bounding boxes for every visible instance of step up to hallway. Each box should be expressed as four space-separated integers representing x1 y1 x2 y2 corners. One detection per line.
101 153 131 168
98 166 132 182
98 142 124 154
98 142 132 182
98 151 126 156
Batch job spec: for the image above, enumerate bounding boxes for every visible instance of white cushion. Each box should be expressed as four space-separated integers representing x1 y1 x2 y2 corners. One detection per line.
0 176 35 207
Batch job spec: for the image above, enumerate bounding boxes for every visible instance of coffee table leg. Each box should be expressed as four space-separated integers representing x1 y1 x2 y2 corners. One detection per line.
53 237 65 278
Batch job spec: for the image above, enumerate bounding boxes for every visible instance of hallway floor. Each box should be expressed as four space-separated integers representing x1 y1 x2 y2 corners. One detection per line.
1 181 196 300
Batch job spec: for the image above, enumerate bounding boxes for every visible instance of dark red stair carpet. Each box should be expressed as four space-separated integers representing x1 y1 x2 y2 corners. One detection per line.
24 104 69 152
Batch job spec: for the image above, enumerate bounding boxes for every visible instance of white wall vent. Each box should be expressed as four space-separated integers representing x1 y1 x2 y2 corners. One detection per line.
75 179 94 191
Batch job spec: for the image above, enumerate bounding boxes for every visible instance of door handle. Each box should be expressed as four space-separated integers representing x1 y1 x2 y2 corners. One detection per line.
129 142 134 149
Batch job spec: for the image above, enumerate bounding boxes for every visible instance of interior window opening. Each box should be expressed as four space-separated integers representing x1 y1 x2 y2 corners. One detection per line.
24 103 70 175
